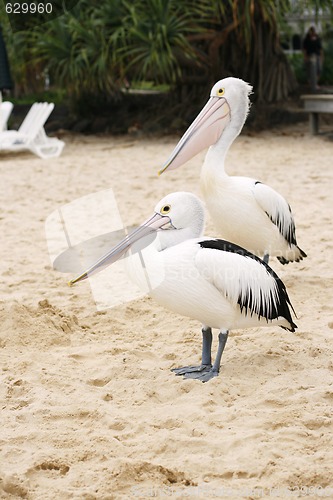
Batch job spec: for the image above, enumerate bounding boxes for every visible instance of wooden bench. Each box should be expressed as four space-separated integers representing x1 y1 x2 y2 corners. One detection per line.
301 94 333 135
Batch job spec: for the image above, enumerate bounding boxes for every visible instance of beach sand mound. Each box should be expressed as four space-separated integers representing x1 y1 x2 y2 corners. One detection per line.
0 300 82 349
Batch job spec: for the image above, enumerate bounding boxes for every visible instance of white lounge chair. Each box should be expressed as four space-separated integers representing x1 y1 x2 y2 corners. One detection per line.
0 101 13 131
0 102 65 159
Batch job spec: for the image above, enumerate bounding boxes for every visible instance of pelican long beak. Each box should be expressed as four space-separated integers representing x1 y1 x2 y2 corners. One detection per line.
68 213 171 286
158 96 230 175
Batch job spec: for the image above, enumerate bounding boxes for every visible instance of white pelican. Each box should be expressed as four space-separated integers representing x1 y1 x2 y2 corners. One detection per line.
159 77 306 265
69 192 297 383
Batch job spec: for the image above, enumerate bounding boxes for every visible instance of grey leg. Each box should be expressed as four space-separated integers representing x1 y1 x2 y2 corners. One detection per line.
263 254 269 264
186 330 229 383
202 327 213 366
172 327 212 376
212 330 229 373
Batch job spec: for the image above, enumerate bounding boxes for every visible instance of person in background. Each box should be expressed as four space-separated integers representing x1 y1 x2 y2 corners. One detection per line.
303 26 324 92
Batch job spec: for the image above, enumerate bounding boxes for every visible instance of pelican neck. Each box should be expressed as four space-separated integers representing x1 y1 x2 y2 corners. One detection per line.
202 107 246 177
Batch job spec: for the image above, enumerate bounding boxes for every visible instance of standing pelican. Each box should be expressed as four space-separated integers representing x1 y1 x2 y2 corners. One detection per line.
159 77 306 265
69 192 297 383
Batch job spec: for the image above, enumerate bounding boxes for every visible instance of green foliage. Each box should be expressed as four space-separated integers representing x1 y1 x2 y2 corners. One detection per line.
1 21 33 94
127 81 170 91
117 0 199 83
26 8 117 97
2 0 333 109
9 89 66 105
321 39 333 84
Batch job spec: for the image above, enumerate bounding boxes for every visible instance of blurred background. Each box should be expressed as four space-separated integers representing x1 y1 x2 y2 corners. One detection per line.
1 0 333 133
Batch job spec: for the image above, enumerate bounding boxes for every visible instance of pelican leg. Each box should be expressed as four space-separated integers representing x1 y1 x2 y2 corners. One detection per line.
263 254 269 264
186 330 229 382
172 327 212 376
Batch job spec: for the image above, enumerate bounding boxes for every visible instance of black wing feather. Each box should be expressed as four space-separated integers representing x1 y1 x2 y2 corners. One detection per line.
198 239 297 331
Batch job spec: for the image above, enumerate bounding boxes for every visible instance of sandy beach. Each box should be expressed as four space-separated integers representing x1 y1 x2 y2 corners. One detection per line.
1 121 333 499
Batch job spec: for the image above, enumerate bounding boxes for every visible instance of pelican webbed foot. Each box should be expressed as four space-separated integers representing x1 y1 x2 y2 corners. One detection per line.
172 329 229 383
183 368 219 382
172 326 213 378
172 364 212 376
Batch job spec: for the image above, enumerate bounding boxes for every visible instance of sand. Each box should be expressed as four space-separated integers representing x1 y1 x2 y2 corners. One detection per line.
0 122 333 499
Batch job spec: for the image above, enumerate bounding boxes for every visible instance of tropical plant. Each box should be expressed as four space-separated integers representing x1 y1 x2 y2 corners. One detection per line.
2 0 333 108
26 8 116 97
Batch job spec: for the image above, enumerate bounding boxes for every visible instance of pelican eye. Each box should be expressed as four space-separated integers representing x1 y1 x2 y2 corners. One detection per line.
217 87 225 96
160 204 171 215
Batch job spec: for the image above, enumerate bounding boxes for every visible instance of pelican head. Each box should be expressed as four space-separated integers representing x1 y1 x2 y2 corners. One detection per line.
69 192 205 285
158 77 252 175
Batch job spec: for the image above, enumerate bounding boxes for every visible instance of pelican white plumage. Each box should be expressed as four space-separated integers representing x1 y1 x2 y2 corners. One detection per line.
69 192 297 382
159 77 306 265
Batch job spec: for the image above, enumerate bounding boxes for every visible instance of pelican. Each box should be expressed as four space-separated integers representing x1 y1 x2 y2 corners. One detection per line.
159 77 306 265
69 192 297 383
